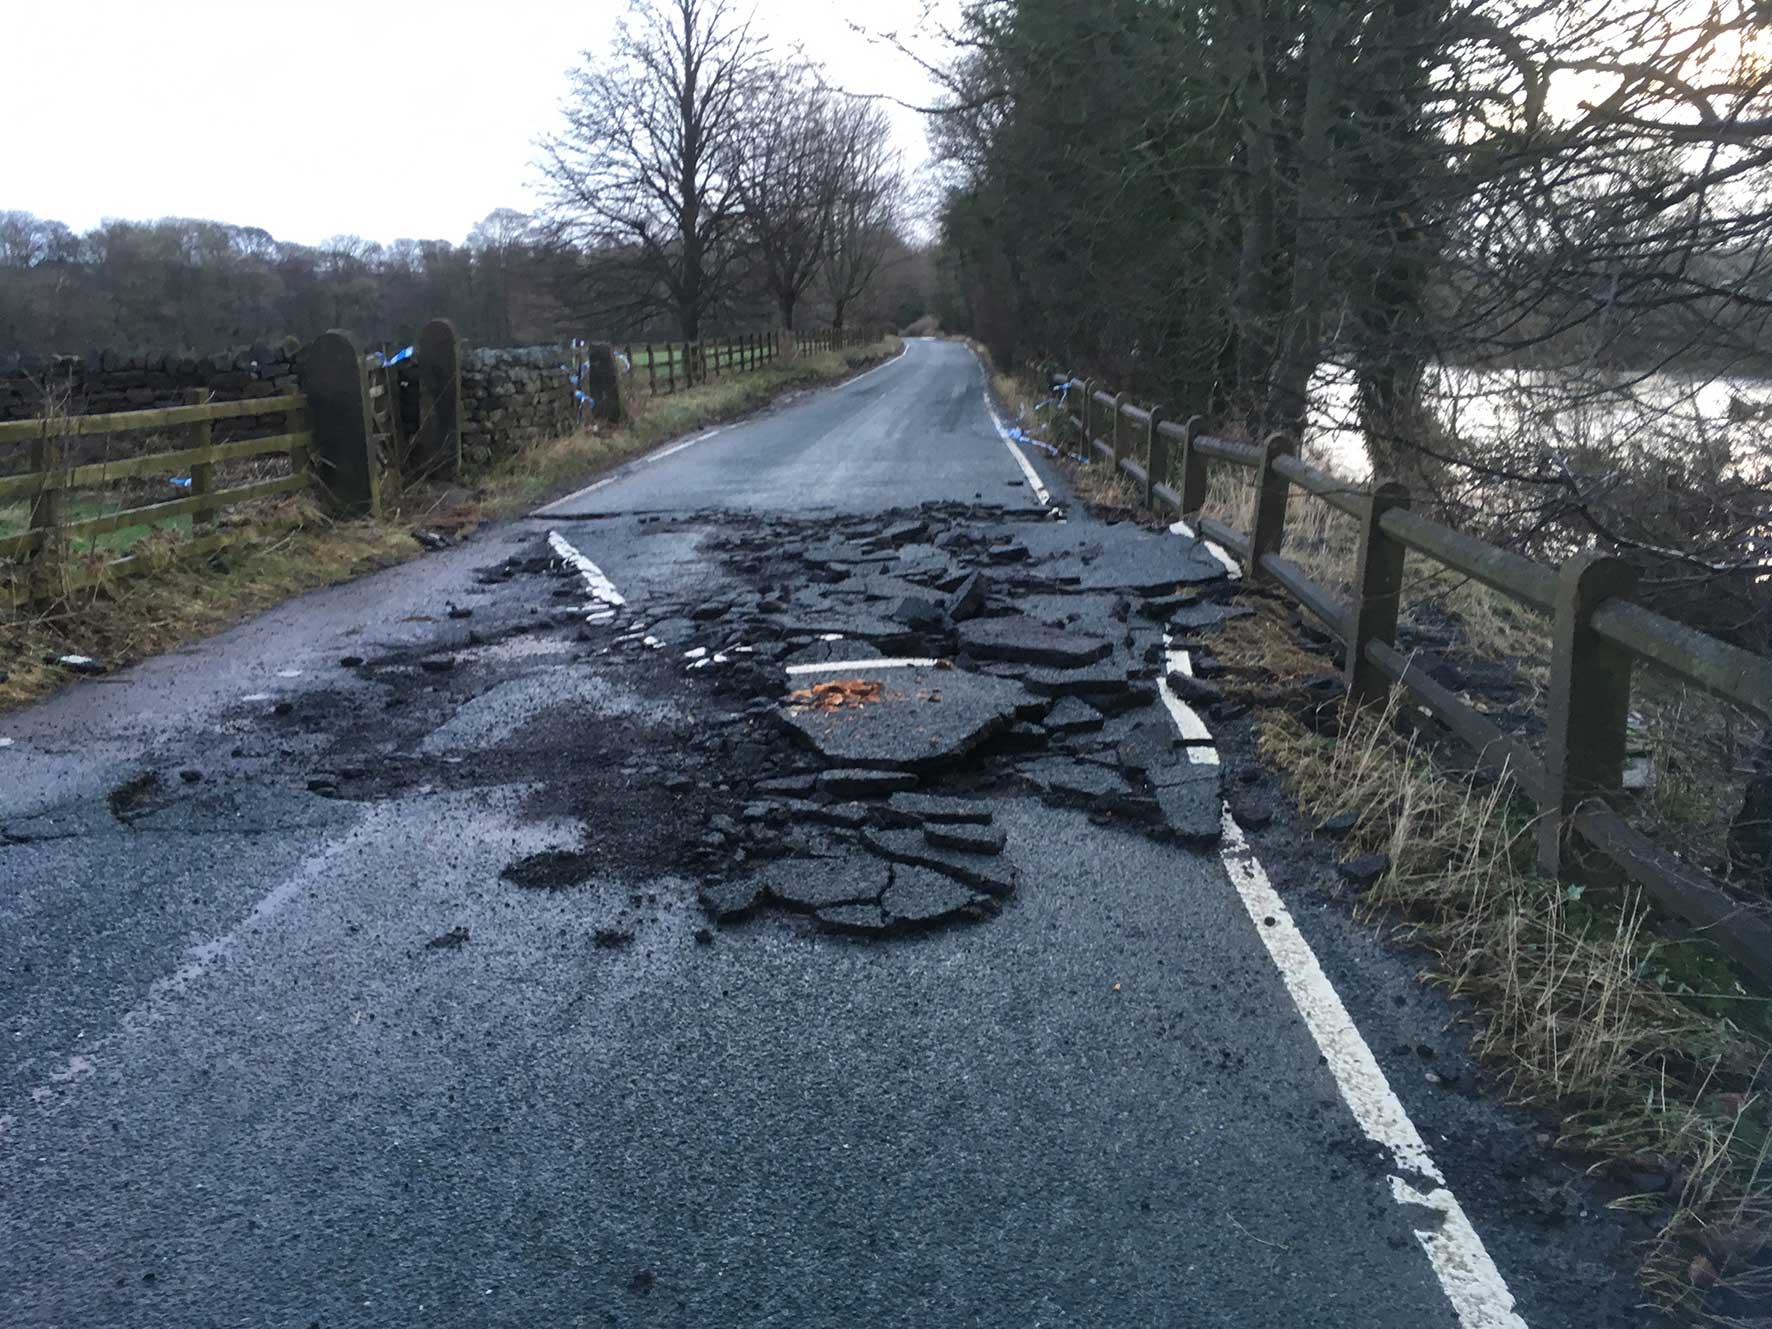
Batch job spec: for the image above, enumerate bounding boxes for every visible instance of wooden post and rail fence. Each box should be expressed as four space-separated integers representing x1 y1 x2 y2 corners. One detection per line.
1 319 860 609
1057 372 1772 984
622 326 869 398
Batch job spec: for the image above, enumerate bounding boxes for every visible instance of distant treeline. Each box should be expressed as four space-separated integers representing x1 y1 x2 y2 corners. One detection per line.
0 209 937 358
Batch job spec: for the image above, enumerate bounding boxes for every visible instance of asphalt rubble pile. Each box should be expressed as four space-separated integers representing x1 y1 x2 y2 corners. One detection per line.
561 501 1249 937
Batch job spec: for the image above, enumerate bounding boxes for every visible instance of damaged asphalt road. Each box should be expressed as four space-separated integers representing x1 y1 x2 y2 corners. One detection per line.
0 339 1652 1327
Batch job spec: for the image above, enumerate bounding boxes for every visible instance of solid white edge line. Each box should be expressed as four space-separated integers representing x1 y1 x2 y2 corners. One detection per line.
966 347 1052 506
1217 815 1527 1329
1159 636 1220 764
784 657 943 676
982 398 1052 506
546 530 626 608
1159 640 1526 1328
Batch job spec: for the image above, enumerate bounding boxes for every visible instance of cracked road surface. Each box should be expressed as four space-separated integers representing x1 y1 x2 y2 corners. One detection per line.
2 339 1650 1327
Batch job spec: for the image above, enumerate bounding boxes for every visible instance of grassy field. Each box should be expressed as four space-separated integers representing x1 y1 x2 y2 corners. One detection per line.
0 336 901 711
0 494 194 556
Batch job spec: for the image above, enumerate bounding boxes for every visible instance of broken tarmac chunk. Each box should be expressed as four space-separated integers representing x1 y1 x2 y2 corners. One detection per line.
881 867 991 924
887 793 993 825
1165 671 1223 706
945 571 989 623
1155 781 1223 845
925 822 1007 855
782 638 884 669
878 519 929 546
779 667 1039 771
757 774 820 796
1166 601 1255 632
1018 757 1149 816
817 768 919 798
783 799 872 829
700 876 764 921
890 595 947 632
1044 696 1104 734
957 617 1112 669
859 827 1018 897
1115 718 1183 773
817 903 893 934
762 857 890 911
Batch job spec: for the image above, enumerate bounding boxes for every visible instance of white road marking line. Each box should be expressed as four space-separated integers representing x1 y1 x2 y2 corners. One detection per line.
1159 637 1220 764
1218 815 1527 1328
645 427 725 464
546 531 626 609
982 394 1052 505
835 340 910 388
1157 644 1526 1328
784 657 944 676
534 342 910 515
1169 519 1242 579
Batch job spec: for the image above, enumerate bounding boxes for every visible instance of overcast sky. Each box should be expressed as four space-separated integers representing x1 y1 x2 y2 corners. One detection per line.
4 0 952 248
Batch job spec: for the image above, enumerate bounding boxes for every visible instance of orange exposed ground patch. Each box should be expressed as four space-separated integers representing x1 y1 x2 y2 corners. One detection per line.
787 678 887 712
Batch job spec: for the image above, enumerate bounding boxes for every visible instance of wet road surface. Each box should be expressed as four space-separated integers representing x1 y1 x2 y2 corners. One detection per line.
1 340 1651 1327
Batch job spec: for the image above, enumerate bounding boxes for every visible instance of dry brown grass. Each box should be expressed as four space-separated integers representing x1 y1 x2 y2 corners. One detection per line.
0 338 902 712
1258 691 1772 1322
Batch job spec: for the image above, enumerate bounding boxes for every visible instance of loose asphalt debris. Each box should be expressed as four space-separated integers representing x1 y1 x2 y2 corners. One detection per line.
202 499 1243 942
549 499 1244 937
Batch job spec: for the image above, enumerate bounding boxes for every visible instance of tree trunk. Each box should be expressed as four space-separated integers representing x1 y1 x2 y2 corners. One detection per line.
1265 4 1340 432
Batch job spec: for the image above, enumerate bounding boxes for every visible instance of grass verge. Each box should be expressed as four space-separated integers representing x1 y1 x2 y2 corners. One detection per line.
1212 602 1772 1323
980 337 1772 1316
0 337 901 712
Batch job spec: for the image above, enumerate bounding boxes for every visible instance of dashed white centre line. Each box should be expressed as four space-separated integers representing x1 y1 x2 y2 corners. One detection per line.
1162 634 1526 1328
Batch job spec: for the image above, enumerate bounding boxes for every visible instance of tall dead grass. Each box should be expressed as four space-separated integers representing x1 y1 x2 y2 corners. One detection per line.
1259 694 1772 1321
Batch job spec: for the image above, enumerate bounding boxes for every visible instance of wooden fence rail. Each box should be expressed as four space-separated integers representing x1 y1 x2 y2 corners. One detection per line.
1 391 313 607
2 322 874 610
621 327 869 397
1056 372 1772 985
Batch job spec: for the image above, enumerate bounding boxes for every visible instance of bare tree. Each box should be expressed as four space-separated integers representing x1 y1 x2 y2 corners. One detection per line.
467 208 537 344
819 99 902 332
733 64 837 332
537 0 765 340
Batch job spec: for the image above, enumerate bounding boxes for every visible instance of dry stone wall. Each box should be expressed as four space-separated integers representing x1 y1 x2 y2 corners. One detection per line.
460 347 580 466
1 339 589 471
0 344 302 423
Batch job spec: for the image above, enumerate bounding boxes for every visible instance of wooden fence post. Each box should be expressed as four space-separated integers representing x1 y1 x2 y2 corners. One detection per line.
1177 415 1206 519
299 329 379 518
1345 481 1411 705
1145 406 1167 509
414 318 462 478
1537 550 1640 876
183 387 216 530
26 417 67 600
1247 431 1295 580
1111 391 1129 467
583 344 624 423
1080 379 1094 457
647 345 658 395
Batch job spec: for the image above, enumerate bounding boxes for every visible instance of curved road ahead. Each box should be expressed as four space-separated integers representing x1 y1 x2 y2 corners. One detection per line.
1 340 1647 1328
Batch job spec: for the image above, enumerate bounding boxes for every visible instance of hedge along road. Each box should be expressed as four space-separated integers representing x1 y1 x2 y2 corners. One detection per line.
0 338 1648 1328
